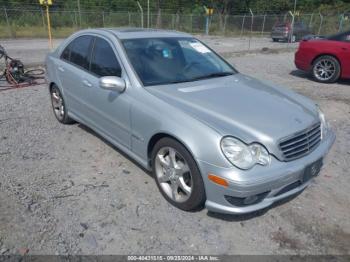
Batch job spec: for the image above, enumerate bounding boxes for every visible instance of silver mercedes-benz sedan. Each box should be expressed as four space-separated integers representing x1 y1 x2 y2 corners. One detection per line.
46 28 335 215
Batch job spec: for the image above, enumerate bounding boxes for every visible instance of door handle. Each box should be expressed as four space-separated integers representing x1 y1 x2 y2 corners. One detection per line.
82 80 92 87
341 47 348 51
58 66 65 72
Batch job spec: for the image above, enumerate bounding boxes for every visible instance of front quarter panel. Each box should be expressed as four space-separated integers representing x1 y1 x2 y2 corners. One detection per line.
45 52 59 88
129 89 231 170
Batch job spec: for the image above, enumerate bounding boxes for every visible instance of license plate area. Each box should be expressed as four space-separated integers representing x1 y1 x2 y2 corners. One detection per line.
302 158 323 183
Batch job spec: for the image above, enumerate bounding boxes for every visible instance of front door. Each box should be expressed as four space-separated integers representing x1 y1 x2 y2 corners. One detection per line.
82 36 131 148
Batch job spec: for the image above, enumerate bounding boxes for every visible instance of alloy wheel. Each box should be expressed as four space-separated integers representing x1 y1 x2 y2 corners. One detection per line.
154 147 193 203
51 88 65 121
313 58 336 81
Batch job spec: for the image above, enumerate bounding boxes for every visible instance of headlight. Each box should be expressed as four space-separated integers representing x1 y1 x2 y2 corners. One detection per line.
221 137 271 170
317 106 329 139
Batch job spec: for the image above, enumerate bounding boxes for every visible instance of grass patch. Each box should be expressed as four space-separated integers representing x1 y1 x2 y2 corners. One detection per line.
0 25 77 39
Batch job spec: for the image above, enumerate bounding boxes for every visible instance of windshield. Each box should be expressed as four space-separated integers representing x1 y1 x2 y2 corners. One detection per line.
122 37 236 86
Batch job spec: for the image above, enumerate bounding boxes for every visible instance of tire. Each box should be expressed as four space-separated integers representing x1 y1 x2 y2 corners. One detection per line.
312 55 341 83
151 137 206 211
50 84 75 124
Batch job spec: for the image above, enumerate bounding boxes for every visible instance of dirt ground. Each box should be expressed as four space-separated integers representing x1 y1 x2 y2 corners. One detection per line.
0 48 349 255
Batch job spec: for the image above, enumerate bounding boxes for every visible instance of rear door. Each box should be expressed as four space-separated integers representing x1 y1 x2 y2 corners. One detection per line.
57 35 93 119
82 36 131 148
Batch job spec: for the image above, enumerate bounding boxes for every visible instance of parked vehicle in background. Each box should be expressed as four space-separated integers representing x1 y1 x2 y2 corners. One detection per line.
271 22 311 42
46 28 335 215
295 30 350 83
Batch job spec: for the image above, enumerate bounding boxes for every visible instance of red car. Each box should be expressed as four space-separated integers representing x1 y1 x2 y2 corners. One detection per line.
295 30 350 83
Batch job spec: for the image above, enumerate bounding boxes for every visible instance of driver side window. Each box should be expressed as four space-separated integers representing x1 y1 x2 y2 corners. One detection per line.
90 37 122 77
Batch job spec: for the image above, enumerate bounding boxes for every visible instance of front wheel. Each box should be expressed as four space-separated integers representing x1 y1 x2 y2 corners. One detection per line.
312 55 341 83
151 138 206 211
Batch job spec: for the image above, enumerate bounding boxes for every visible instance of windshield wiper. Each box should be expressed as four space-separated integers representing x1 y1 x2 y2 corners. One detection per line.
190 72 233 81
150 72 234 86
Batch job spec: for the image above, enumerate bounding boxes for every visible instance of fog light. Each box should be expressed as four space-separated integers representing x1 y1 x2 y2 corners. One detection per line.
243 195 259 205
225 191 269 207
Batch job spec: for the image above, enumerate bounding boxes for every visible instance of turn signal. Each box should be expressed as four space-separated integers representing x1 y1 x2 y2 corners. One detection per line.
208 174 229 187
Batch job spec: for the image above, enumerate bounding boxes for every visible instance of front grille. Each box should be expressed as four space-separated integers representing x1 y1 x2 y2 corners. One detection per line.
279 122 321 161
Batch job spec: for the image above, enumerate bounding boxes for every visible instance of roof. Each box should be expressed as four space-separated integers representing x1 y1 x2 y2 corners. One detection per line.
102 28 192 39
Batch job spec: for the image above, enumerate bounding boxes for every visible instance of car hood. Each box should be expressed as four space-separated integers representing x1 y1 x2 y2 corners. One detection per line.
147 73 319 157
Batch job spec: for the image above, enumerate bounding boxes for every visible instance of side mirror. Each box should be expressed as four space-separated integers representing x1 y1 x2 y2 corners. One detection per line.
99 76 126 93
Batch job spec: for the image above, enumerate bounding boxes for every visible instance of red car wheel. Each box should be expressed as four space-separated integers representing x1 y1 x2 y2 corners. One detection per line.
312 55 341 83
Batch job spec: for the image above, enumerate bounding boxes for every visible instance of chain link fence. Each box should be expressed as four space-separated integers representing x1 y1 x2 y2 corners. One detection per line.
1 7 349 39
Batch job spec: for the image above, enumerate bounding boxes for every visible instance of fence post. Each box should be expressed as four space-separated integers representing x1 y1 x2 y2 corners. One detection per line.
339 14 344 32
172 14 176 30
240 14 246 38
102 11 105 27
261 14 266 37
176 13 180 30
283 12 287 22
136 1 144 28
309 13 314 28
223 14 228 34
3 7 12 38
318 12 323 35
249 9 254 51
288 10 295 43
77 0 82 28
190 14 193 32
40 8 46 28
73 11 78 28
128 12 131 27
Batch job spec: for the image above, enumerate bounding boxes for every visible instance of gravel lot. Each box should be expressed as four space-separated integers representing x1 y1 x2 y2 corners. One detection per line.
0 47 349 255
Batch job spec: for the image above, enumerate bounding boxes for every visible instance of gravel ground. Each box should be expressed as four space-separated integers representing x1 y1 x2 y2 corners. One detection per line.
0 50 349 255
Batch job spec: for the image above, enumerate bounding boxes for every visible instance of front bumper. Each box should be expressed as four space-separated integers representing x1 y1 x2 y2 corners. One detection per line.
271 32 289 40
199 130 335 215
